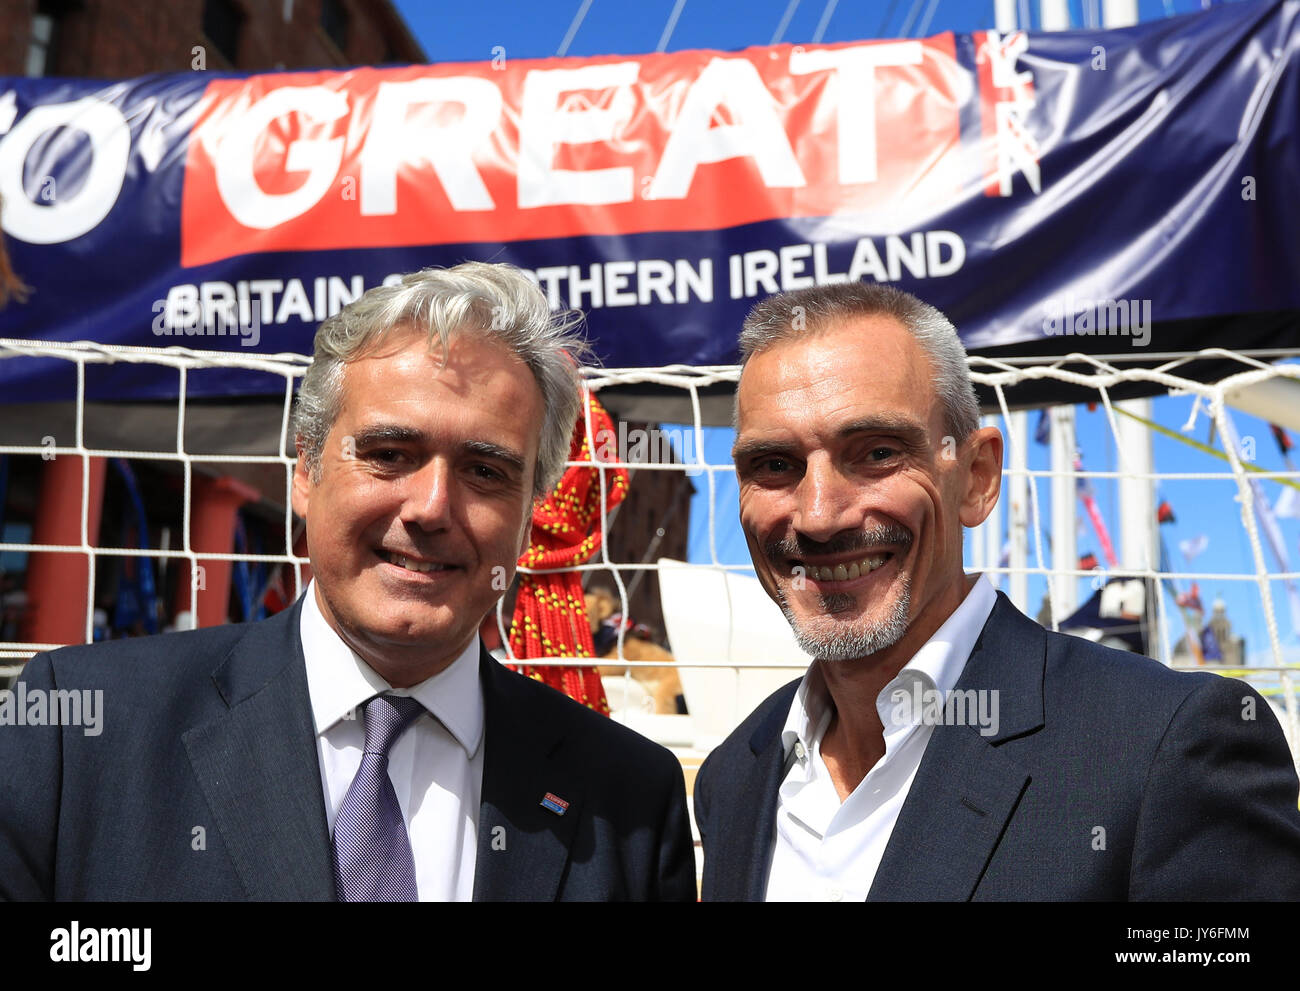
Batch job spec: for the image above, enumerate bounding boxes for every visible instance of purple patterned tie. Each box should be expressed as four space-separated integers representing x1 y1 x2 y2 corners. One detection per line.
332 693 425 901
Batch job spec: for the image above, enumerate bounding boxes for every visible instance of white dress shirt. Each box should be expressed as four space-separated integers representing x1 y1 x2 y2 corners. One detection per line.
299 581 484 901
765 574 996 901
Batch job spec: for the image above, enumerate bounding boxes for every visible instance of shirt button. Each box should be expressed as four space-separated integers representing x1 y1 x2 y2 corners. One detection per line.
794 741 806 761
827 886 844 902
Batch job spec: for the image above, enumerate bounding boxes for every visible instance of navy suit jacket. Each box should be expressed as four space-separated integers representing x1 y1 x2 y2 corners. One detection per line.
694 592 1300 900
0 597 696 901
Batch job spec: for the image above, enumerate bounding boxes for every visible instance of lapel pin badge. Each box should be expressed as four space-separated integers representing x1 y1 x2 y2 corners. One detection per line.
540 792 570 816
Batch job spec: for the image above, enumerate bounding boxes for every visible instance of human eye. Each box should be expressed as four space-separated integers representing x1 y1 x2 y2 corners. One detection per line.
462 459 520 492
470 462 507 482
744 454 799 484
759 455 793 473
360 446 413 472
846 440 903 471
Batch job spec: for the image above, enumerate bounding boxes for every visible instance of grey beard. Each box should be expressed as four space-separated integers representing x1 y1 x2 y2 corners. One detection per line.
777 574 912 662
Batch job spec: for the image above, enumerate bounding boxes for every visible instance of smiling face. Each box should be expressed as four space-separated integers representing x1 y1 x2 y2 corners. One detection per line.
292 327 543 686
733 315 1001 666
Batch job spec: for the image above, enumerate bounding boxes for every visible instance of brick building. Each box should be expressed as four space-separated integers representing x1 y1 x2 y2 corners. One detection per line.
0 0 424 78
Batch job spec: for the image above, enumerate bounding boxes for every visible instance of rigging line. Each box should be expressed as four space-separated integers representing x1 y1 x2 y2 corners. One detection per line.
557 0 594 56
657 0 689 52
899 0 928 37
876 0 903 37
771 0 800 44
917 0 943 36
811 0 838 43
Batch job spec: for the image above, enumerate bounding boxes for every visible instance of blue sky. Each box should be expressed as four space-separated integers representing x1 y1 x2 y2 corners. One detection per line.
390 0 1299 666
395 0 1218 62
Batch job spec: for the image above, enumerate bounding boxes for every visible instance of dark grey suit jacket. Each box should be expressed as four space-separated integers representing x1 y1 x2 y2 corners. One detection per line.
0 597 696 901
694 592 1300 900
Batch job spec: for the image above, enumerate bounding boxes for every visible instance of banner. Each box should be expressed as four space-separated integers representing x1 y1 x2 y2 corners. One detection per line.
1 0 1298 401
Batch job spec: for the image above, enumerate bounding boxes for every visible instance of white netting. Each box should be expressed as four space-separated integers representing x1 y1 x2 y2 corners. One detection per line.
0 339 1296 768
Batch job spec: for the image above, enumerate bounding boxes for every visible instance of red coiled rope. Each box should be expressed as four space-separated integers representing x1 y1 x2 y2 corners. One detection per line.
508 392 628 713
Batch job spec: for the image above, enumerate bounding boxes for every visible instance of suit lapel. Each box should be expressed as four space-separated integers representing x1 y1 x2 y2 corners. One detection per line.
182 600 336 901
868 592 1044 901
866 727 1029 900
472 652 584 901
705 686 796 901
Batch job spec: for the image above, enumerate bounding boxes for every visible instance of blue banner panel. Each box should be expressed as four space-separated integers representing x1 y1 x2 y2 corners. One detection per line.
1 0 1297 402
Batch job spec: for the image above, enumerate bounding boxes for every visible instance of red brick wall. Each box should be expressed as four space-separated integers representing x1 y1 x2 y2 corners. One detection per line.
0 0 424 78
0 1 35 76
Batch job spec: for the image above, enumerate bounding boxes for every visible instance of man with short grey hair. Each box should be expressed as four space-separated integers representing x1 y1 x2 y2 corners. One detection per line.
0 261 696 902
695 281 1300 901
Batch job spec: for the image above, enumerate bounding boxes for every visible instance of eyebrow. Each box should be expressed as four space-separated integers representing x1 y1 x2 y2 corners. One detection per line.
351 425 527 473
462 439 527 473
732 414 930 465
351 424 425 449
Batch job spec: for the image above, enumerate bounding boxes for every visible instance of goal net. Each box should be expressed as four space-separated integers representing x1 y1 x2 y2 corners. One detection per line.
0 338 1297 771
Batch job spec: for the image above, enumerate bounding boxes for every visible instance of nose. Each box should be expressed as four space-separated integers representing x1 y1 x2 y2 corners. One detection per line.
792 454 861 543
400 457 453 531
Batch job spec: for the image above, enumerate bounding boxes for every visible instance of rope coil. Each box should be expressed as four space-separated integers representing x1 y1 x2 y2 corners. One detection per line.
507 392 629 713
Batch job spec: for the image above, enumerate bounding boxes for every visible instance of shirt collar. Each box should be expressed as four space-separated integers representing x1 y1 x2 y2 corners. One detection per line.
782 661 833 760
298 581 485 758
781 573 998 754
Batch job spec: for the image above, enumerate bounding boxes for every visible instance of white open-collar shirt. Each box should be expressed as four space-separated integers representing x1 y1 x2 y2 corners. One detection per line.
299 581 484 901
766 574 996 901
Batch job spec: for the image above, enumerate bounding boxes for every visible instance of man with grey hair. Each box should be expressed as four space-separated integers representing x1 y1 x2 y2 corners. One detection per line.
694 282 1300 901
0 261 696 902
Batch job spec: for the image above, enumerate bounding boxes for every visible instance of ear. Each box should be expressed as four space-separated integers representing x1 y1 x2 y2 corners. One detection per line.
291 437 312 520
959 426 1003 528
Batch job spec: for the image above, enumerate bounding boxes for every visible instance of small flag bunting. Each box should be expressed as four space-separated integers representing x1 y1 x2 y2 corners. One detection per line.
1034 409 1050 446
1275 486 1299 521
1200 624 1223 661
1271 424 1293 456
1176 583 1204 613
